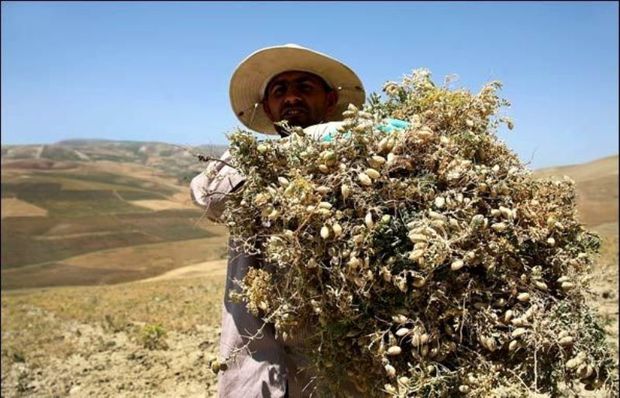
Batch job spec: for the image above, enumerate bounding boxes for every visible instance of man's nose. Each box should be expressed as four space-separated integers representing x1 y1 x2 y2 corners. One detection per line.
282 87 303 105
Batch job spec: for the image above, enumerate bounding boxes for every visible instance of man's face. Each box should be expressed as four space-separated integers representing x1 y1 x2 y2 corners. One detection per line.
262 71 338 129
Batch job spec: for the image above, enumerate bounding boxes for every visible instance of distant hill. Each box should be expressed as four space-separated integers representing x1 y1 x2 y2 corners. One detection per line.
533 155 618 228
1 139 228 184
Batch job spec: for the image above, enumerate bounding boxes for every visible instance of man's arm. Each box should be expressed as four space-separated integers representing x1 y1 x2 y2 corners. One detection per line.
190 149 245 222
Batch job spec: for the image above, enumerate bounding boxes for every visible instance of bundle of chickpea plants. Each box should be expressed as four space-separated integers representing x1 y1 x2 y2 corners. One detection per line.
220 70 618 397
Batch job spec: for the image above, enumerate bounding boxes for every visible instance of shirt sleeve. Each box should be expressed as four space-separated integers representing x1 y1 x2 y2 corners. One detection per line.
190 149 245 222
307 119 410 143
303 121 345 141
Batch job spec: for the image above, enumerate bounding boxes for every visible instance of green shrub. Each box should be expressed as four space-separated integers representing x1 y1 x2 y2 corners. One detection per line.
140 323 168 350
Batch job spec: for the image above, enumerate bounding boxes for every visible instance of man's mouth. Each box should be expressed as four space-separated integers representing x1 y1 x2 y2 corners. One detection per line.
282 108 308 118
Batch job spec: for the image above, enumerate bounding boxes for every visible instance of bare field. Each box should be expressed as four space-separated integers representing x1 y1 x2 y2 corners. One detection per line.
129 199 195 211
61 236 227 272
2 167 176 197
2 236 228 290
533 155 618 227
588 222 619 352
139 259 228 283
1 272 225 397
2 213 219 271
574 175 619 226
1 158 217 275
1 198 48 219
1 159 79 170
91 160 190 193
533 155 618 182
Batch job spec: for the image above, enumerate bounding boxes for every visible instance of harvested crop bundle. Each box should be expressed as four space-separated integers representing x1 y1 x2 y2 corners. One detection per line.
222 69 618 397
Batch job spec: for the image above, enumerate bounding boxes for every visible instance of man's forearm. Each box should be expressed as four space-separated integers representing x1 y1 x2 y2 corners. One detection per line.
190 150 245 221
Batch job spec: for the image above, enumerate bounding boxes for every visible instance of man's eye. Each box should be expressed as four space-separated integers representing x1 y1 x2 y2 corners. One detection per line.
299 83 313 92
271 86 285 96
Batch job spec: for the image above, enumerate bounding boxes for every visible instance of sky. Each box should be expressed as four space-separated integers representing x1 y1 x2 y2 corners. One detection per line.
1 1 618 169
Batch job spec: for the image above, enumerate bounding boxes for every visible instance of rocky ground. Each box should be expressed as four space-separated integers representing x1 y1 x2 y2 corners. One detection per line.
2 315 219 397
2 258 617 398
1 277 224 397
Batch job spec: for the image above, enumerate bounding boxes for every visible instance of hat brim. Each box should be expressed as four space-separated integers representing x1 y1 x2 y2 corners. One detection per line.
229 44 366 135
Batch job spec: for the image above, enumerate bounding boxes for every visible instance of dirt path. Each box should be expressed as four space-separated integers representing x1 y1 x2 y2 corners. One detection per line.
129 200 195 211
138 259 227 283
35 145 44 159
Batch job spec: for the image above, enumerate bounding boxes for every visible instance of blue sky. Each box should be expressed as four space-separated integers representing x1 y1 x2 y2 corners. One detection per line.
1 1 618 169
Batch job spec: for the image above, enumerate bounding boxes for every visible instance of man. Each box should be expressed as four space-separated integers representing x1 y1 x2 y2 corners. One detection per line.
190 44 365 397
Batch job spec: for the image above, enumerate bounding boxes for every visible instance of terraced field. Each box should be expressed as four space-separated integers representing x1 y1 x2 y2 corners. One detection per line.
1 149 227 290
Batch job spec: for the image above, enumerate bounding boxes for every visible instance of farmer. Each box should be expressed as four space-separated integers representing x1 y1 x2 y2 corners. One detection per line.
190 44 365 397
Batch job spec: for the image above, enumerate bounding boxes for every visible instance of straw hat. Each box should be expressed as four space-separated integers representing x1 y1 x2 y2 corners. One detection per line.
229 44 366 134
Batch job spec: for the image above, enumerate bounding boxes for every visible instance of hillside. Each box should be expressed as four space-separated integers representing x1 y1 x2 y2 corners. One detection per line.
1 140 229 290
533 156 618 332
533 155 618 229
1 139 227 185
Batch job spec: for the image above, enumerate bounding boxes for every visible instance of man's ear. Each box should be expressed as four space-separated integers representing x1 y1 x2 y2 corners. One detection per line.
326 91 339 116
262 101 275 121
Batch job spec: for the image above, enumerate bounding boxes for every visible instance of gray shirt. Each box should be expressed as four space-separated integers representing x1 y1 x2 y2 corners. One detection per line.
190 123 344 398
